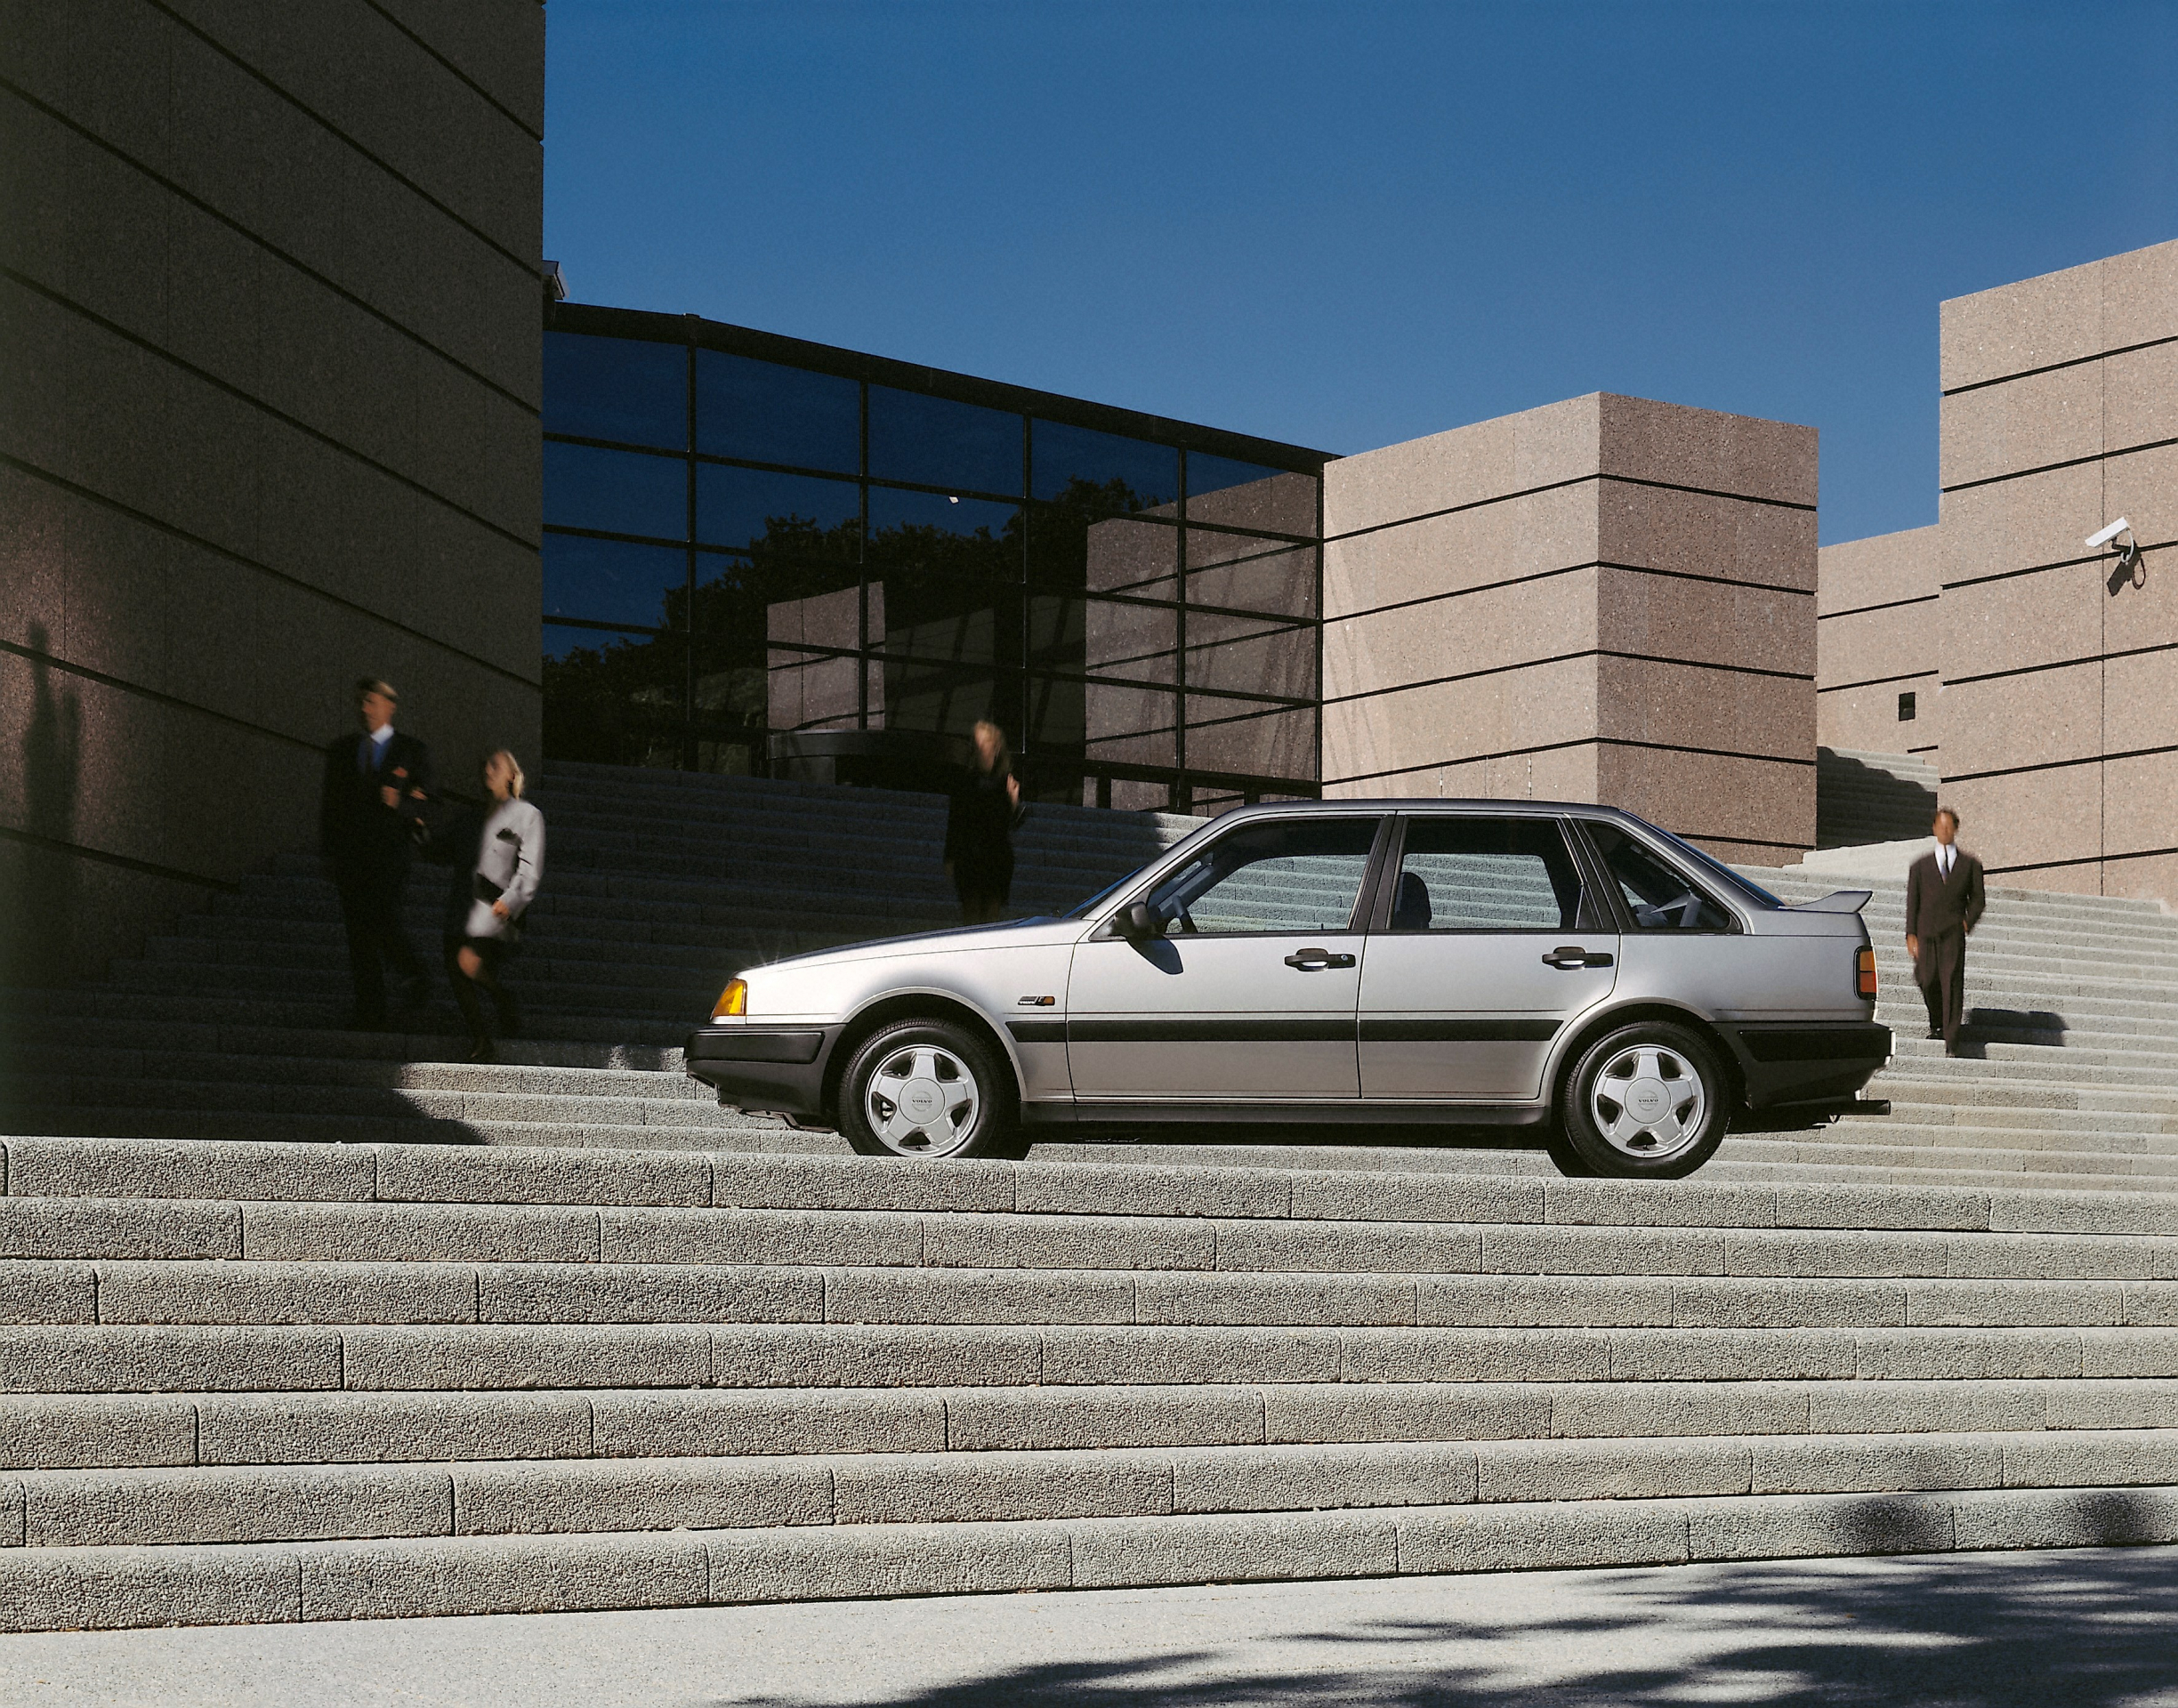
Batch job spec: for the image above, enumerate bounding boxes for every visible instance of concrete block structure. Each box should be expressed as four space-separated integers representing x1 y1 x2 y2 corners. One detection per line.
0 1 545 987
1935 240 2178 897
1319 392 1819 866
1815 526 1940 763
1821 237 2178 896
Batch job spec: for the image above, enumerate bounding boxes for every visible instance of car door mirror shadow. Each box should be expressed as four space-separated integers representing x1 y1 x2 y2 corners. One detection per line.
1128 935 1184 973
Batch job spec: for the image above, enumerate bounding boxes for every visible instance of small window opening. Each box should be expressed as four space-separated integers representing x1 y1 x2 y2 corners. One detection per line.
1899 691 1916 722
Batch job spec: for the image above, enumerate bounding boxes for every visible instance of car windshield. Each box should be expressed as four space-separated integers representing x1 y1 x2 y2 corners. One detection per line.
1644 825 1785 910
1063 872 1137 920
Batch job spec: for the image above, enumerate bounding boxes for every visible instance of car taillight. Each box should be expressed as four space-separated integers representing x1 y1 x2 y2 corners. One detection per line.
1855 947 1877 999
712 979 747 1019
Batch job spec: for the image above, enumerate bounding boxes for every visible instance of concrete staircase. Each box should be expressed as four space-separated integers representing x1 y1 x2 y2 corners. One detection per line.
1817 747 1940 849
3 1136 2177 1630
0 762 1194 1152
6 761 2178 1628
1720 866 2178 1196
8 764 2178 1196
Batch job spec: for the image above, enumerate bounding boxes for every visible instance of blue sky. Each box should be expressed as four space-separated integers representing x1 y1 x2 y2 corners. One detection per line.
544 1 2178 544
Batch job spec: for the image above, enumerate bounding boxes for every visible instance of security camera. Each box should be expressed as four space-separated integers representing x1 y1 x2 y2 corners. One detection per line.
2085 518 2134 550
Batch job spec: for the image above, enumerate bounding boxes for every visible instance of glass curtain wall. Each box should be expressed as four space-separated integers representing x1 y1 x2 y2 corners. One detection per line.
541 312 1327 810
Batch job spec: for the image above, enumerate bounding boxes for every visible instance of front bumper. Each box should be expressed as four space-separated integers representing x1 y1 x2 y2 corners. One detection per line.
1715 1020 1892 1110
684 1025 836 1117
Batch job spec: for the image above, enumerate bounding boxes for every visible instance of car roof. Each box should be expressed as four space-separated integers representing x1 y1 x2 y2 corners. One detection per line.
1204 798 1647 827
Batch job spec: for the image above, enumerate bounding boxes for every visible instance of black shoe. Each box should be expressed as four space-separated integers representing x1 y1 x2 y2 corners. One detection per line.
1926 1028 1941 1040
1945 1043 1964 1058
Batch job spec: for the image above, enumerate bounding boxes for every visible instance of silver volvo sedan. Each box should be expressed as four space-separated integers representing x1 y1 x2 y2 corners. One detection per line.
686 801 1889 1179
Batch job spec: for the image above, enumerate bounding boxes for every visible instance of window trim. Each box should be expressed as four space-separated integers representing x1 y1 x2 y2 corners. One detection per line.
1568 817 1746 936
1367 814 1602 936
1095 813 1392 940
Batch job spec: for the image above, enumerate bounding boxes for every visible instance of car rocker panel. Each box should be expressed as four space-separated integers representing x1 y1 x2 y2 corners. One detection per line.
685 800 1889 1178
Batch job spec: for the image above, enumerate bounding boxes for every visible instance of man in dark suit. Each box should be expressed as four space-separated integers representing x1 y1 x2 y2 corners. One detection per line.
1904 807 1985 1057
320 678 432 1028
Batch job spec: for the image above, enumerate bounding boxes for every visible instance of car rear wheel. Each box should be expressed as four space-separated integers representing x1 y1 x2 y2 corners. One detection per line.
838 1019 1020 1161
1556 1021 1727 1180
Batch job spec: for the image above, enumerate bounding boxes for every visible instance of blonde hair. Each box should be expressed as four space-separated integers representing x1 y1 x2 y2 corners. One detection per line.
486 749 525 798
972 720 1011 772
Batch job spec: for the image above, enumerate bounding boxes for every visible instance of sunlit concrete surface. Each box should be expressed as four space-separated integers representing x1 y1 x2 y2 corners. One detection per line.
4 1545 2176 1707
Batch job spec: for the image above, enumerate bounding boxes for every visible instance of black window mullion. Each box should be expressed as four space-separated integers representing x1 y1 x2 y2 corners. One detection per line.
682 331 698 770
858 379 871 732
1175 453 1190 812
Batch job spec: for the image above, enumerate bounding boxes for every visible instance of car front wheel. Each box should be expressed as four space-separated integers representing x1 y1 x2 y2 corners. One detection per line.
838 1019 1020 1160
1556 1021 1728 1180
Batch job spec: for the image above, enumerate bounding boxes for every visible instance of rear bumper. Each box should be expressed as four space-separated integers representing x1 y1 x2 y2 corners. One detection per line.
1715 1020 1892 1110
684 1025 835 1117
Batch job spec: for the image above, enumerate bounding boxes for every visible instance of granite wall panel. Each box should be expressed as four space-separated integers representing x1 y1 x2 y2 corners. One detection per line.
1321 481 1597 617
1591 744 1813 861
1819 682 1936 757
1818 527 1940 618
1595 656 1814 766
1595 481 1817 591
1937 667 2101 778
1815 603 1928 698
1941 765 2102 875
1323 569 1600 703
0 0 544 986
1319 395 1600 538
1321 393 1815 854
1939 359 2102 491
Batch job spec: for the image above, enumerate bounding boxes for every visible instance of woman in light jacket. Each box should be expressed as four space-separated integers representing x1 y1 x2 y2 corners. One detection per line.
441 749 544 1061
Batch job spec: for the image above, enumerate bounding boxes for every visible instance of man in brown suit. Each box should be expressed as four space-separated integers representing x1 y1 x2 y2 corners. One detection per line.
1904 807 1986 1056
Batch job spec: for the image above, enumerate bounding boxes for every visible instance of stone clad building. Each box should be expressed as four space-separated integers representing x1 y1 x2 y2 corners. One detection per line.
3 0 2174 995
0 2 544 987
1819 238 2178 897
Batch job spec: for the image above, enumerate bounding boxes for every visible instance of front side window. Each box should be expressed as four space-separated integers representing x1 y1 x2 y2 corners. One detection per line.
1389 818 1586 931
1586 823 1734 931
1142 818 1378 936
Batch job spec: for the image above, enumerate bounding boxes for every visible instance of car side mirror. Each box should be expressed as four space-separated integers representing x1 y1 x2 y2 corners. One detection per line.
1120 902 1158 940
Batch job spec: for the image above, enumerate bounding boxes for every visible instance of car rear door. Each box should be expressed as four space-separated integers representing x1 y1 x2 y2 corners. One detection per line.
1357 813 1619 1100
1065 814 1386 1101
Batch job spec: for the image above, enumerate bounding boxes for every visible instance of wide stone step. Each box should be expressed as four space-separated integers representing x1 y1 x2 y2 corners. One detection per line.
4 1480 2176 1630
11 1376 2175 1474
8 1257 2174 1332
7 1429 2177 1555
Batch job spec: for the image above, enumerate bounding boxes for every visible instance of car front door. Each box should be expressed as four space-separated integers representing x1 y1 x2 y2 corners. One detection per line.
1358 814 1619 1100
1065 815 1385 1102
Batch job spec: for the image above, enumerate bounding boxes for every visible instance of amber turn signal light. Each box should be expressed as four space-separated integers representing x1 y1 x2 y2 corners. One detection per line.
712 979 747 1020
1855 947 1877 999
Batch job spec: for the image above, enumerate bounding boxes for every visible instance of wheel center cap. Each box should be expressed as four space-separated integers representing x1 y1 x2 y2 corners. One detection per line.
899 1079 945 1123
1625 1078 1670 1121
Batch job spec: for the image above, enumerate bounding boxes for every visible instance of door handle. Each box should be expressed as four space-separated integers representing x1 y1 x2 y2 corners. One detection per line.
1542 946 1614 970
1284 947 1357 971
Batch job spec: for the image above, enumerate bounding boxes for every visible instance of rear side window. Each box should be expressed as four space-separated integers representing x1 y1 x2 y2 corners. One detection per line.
1586 823 1734 931
1145 818 1380 936
1389 818 1586 931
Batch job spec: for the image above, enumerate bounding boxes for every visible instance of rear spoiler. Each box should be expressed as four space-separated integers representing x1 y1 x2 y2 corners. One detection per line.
1790 890 1873 914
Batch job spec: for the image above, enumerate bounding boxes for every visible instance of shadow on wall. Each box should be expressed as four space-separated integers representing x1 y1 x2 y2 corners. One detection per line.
724 1536 2178 1708
0 628 80 1123
1815 749 1940 850
19 626 83 975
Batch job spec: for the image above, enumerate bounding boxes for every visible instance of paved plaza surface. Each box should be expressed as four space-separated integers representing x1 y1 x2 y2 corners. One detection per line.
4 1547 2176 1708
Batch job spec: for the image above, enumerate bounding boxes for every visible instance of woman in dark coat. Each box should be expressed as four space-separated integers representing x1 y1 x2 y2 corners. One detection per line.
944 720 1020 925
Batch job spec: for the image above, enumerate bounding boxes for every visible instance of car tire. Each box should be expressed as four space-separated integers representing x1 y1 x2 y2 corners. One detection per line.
1557 1021 1728 1180
1542 1122 1593 1178
838 1018 1020 1161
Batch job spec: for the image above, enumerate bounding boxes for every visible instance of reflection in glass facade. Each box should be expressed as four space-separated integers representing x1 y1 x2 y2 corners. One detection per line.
541 304 1330 810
